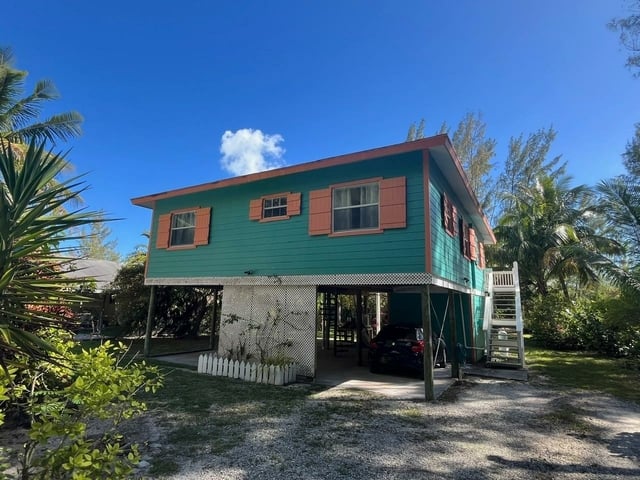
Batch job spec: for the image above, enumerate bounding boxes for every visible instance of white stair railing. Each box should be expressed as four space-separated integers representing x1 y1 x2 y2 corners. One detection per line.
484 261 525 368
512 261 525 367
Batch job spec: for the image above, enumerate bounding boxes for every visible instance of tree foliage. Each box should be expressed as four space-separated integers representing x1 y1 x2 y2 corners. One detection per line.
0 331 162 479
108 252 214 338
0 140 104 364
492 175 617 299
0 47 83 146
406 112 497 217
609 0 640 76
405 118 426 141
448 112 497 218
622 123 640 177
78 214 120 262
495 127 566 220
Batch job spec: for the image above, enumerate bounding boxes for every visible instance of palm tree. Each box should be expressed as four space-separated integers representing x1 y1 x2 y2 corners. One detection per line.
0 139 103 365
595 177 640 293
492 175 620 299
0 47 83 147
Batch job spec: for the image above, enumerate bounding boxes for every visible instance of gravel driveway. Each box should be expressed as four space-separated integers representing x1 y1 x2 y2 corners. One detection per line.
137 375 640 480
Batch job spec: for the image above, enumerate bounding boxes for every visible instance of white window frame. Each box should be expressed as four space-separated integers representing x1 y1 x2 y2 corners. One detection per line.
170 210 196 246
263 196 288 219
332 182 380 233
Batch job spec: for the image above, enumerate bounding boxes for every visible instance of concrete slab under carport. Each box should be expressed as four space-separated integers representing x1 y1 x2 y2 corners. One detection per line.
314 343 456 400
152 348 457 400
314 363 455 400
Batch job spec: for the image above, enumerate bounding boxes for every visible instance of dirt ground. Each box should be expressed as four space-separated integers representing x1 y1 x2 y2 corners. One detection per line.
2 373 639 479
129 374 640 480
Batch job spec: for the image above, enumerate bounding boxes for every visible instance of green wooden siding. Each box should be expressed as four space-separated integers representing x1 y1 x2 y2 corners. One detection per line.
429 160 485 292
390 291 486 363
471 294 486 353
388 292 422 325
146 152 426 279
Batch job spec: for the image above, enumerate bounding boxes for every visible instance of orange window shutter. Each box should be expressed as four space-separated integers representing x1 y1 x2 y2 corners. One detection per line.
156 213 171 249
308 188 332 235
451 205 458 235
194 207 212 246
469 227 478 261
287 192 302 216
441 193 450 231
479 242 486 268
249 199 262 220
380 176 406 229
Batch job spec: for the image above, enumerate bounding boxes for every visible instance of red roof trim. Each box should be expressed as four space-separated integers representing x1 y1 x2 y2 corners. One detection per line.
131 136 449 208
441 136 496 244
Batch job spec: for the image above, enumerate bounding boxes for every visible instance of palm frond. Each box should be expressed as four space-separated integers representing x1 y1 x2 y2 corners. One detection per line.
6 111 83 144
0 139 107 362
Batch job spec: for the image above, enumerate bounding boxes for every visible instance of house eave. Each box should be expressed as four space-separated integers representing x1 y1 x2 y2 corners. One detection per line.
131 136 451 209
131 134 495 243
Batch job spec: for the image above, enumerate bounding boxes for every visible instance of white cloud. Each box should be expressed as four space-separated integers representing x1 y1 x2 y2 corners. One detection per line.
219 128 286 176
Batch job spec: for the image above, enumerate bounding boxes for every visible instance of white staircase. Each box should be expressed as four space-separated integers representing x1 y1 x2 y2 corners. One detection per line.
483 262 525 368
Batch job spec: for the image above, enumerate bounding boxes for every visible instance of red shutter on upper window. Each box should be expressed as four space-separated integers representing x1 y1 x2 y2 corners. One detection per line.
309 188 331 235
469 227 478 261
441 193 450 232
478 242 486 268
451 205 458 236
194 207 211 246
287 192 301 216
380 176 406 229
249 199 262 220
156 213 171 249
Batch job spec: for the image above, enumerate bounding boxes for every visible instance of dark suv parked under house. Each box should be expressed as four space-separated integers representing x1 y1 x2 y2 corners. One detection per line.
369 324 447 378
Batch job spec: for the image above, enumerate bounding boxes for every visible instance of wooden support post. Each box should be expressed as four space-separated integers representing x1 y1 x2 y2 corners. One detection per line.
209 288 219 351
375 292 381 334
322 292 330 351
143 285 157 357
448 291 461 380
356 292 363 366
422 286 435 401
333 295 339 356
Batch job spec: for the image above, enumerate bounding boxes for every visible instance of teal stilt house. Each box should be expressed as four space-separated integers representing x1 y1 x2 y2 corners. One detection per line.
132 135 524 377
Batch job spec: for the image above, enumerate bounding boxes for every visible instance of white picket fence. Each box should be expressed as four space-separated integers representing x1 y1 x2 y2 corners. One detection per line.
197 353 297 386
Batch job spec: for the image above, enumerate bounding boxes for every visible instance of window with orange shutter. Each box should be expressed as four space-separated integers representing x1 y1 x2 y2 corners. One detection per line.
156 207 211 249
441 193 457 237
309 176 406 236
249 192 301 222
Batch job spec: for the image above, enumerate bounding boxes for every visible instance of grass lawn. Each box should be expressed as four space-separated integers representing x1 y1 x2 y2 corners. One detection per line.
135 366 324 476
525 340 640 404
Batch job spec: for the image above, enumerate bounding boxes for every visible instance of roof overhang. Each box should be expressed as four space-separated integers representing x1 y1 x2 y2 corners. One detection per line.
131 134 495 244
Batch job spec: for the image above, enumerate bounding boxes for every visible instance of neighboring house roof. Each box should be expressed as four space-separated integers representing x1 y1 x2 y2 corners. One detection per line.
65 259 120 292
131 135 495 243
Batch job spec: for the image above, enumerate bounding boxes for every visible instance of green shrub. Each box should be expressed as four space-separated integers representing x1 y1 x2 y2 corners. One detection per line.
0 330 163 479
526 290 640 366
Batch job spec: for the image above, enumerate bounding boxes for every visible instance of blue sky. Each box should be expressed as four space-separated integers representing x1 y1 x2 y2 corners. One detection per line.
4 0 639 257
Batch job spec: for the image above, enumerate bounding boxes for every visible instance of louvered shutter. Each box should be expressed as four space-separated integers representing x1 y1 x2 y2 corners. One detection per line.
287 192 301 216
469 227 478 261
309 188 331 235
194 207 211 246
478 243 486 268
379 176 406 229
249 199 262 220
156 213 171 249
